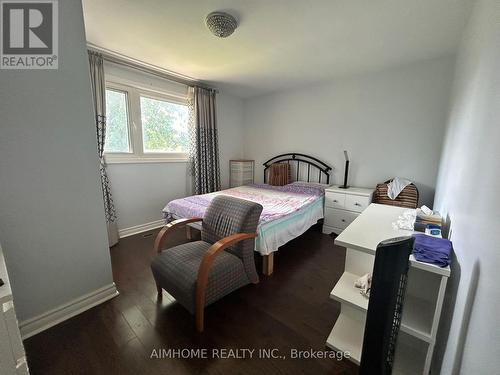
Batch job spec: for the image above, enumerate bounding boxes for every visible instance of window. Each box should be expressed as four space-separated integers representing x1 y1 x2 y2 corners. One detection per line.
104 82 189 163
105 89 130 153
140 96 189 153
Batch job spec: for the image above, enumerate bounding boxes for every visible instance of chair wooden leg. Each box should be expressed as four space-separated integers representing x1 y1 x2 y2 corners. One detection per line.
262 253 274 276
195 304 204 333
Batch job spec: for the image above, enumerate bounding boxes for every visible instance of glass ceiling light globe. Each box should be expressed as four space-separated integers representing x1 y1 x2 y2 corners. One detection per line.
206 12 238 38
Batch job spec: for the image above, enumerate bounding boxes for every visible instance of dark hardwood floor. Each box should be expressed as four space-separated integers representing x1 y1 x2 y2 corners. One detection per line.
24 224 358 375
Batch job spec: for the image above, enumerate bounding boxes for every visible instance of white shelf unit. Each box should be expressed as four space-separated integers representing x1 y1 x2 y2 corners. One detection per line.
326 204 450 374
392 332 428 375
326 307 364 364
0 244 29 375
322 186 374 235
229 160 254 188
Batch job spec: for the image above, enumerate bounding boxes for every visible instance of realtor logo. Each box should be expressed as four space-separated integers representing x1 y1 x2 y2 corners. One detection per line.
1 0 58 69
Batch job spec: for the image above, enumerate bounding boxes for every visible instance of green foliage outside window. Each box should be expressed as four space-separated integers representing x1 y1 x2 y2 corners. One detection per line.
140 96 189 153
105 90 130 153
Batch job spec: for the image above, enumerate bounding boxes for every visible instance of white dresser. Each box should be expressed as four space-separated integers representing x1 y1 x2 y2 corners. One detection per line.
229 160 254 188
322 186 374 235
0 245 29 375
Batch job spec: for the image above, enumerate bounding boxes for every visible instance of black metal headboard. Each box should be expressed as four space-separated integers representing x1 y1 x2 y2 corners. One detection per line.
263 153 332 184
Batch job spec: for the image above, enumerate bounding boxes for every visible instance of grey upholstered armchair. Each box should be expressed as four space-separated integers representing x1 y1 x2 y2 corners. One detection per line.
151 195 263 332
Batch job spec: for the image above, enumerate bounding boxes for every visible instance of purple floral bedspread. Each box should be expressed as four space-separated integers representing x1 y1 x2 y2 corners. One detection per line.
163 182 326 225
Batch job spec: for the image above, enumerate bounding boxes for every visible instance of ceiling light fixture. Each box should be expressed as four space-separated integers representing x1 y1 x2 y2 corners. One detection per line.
205 11 238 38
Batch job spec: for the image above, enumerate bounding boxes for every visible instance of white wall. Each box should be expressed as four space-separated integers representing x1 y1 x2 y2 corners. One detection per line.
432 1 500 373
0 0 113 321
107 163 192 230
104 62 245 231
243 57 455 206
217 93 245 188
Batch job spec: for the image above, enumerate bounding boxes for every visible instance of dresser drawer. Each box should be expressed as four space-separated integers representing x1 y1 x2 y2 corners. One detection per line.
324 208 359 229
325 192 345 209
345 194 371 213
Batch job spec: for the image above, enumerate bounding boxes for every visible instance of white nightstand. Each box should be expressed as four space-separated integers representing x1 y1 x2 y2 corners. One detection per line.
323 185 374 235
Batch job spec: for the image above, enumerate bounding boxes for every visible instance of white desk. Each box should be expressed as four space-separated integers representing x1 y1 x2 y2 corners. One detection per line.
326 204 450 374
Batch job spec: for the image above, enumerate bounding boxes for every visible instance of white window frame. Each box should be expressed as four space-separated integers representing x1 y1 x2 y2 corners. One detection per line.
104 80 189 164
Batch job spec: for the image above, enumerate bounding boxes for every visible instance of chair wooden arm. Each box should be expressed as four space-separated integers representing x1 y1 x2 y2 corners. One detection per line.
195 232 257 332
153 218 203 255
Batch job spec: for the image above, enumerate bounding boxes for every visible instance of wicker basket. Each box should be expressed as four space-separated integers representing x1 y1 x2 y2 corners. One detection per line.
268 163 291 186
373 179 419 209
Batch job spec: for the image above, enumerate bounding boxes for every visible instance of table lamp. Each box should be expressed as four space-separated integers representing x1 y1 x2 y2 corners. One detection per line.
339 150 350 189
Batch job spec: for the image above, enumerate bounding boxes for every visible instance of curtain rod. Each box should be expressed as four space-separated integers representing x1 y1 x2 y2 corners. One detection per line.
87 43 218 93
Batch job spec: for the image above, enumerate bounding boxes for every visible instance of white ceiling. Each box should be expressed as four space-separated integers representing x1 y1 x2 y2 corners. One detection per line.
82 0 474 98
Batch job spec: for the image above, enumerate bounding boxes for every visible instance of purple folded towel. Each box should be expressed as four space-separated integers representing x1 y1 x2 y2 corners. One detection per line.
412 234 452 267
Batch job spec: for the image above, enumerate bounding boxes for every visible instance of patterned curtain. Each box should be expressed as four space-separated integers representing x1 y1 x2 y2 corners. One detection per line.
188 86 221 194
88 51 119 246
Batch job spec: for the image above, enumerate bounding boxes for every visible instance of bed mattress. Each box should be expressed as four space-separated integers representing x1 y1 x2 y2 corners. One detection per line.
163 183 326 255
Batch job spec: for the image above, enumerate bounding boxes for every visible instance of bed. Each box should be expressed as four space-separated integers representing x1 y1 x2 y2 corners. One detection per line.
162 153 332 275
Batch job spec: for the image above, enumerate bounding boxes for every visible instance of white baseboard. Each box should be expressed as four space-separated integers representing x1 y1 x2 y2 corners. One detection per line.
19 283 119 340
118 219 165 238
